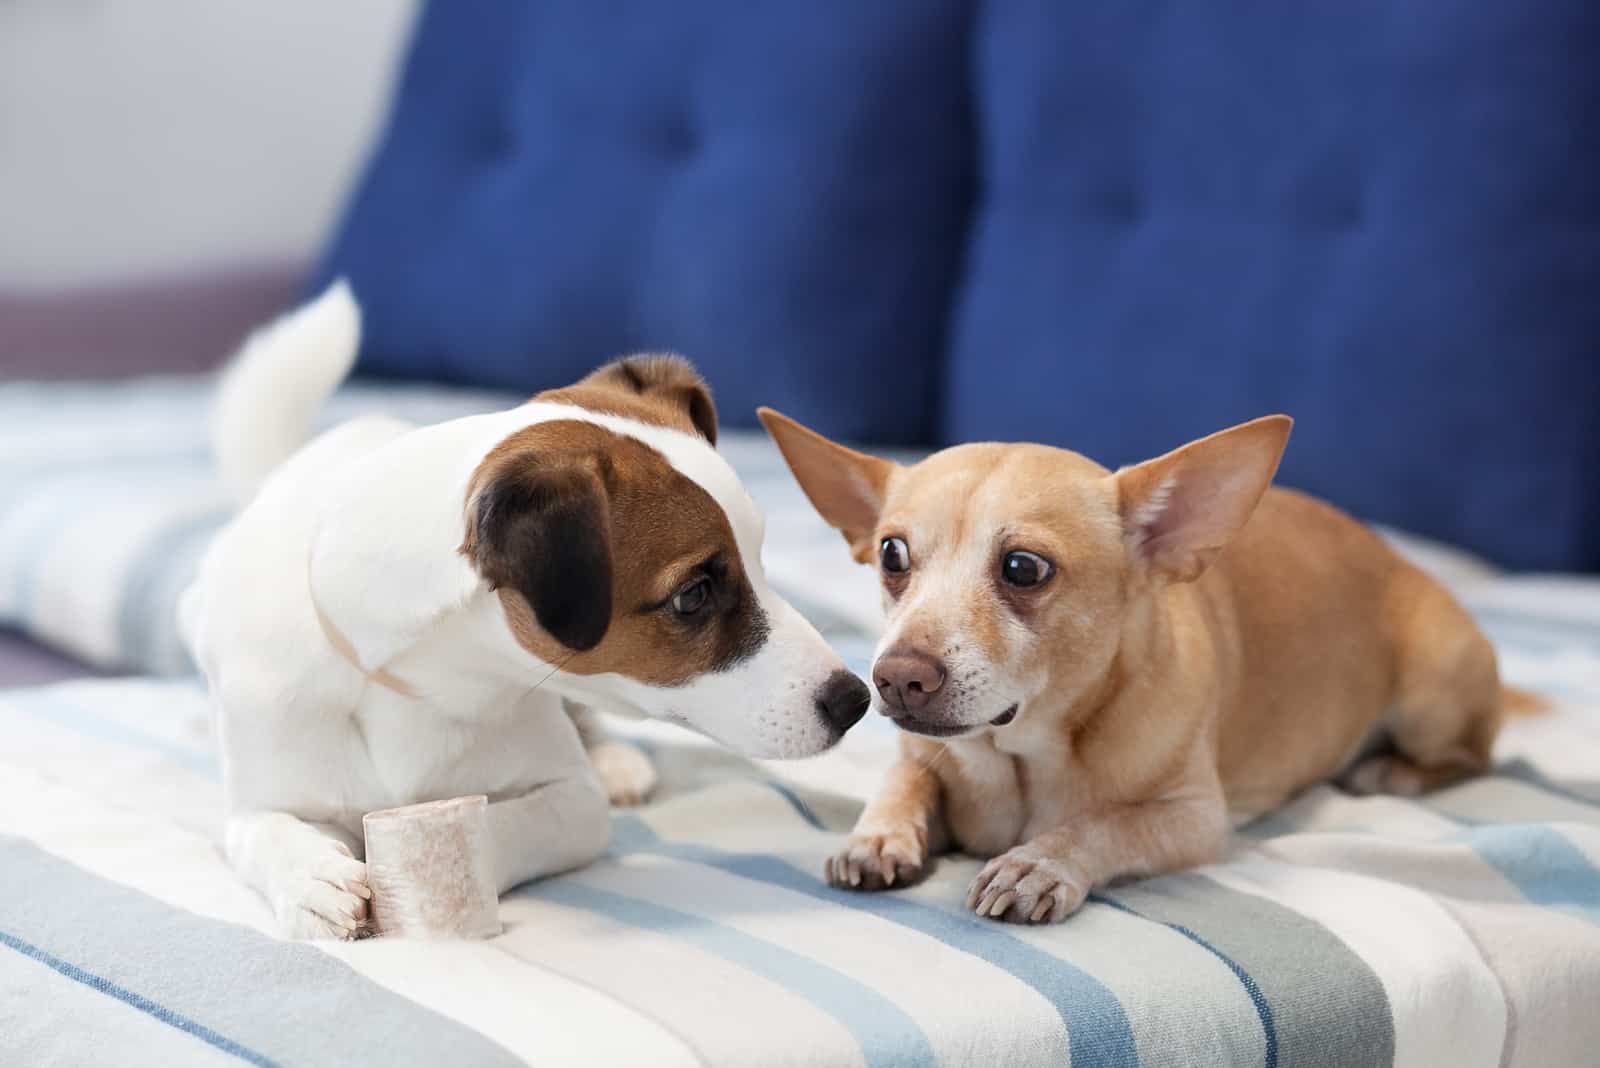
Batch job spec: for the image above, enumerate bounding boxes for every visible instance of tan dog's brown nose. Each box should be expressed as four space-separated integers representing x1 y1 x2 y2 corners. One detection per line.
873 649 946 713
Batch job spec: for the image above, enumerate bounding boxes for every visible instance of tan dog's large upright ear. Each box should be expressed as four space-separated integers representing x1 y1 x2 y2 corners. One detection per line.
581 354 718 444
462 460 614 651
1114 415 1293 583
758 408 894 564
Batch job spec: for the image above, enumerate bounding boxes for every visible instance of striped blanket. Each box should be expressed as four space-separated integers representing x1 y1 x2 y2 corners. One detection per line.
3 377 1599 1066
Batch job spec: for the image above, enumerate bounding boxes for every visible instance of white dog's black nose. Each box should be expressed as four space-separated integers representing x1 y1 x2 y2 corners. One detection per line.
816 671 871 735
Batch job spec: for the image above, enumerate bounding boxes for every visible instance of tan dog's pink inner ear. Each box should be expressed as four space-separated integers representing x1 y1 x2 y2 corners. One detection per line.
1116 415 1294 583
758 407 894 564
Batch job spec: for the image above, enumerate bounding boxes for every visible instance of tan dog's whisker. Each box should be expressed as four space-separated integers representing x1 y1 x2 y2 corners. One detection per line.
917 743 951 778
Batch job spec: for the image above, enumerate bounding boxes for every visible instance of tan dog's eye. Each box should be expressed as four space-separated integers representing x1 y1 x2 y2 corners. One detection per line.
671 578 711 615
1001 550 1053 588
880 537 910 574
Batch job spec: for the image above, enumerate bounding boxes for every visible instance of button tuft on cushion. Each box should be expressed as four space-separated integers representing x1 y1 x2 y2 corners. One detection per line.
652 115 698 163
479 118 514 159
1100 187 1141 224
1330 192 1362 231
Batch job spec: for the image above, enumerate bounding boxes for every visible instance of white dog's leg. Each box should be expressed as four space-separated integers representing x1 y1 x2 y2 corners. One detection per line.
569 703 658 806
486 772 610 894
226 810 370 940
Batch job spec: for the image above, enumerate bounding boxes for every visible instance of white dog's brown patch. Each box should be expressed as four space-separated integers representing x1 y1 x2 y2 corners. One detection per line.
462 418 767 686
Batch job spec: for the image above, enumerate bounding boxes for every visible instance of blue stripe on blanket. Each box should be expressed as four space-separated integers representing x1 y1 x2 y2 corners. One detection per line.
7 465 211 616
611 815 1140 1068
759 780 827 830
1105 870 1395 1068
1168 922 1278 1068
0 927 279 1068
14 688 219 778
1468 607 1600 654
117 509 225 675
1462 824 1600 926
1498 760 1600 808
0 836 524 1067
1093 895 1278 1068
0 449 208 492
529 879 936 1068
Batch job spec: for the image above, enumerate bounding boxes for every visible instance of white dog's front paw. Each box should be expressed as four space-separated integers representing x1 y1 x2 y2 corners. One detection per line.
270 838 371 940
589 740 658 806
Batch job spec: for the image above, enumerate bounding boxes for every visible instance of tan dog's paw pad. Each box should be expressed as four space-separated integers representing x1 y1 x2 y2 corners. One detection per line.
966 849 1086 924
273 840 370 940
824 827 926 891
1343 755 1426 798
589 741 658 807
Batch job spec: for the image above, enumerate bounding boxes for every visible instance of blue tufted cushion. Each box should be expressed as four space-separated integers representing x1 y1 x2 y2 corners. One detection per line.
946 2 1600 570
315 0 972 444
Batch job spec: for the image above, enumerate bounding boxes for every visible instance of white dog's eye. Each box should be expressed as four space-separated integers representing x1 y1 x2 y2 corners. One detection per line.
671 578 711 615
1001 550 1053 588
880 537 910 574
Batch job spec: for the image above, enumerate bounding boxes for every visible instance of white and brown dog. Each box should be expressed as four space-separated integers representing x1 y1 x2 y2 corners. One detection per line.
180 284 869 939
762 408 1525 925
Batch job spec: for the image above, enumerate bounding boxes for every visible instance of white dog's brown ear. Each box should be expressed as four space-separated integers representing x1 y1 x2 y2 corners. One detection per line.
758 407 893 564
581 354 718 444
1115 415 1293 583
463 463 613 651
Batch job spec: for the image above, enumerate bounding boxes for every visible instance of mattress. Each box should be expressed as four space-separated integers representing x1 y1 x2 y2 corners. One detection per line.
2 376 1598 1067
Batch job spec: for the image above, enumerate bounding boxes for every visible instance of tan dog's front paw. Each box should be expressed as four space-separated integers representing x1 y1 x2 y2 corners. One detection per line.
824 826 927 891
966 848 1086 924
589 741 658 806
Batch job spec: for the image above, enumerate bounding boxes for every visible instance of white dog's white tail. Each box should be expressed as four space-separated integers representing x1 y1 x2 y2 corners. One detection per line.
213 280 362 503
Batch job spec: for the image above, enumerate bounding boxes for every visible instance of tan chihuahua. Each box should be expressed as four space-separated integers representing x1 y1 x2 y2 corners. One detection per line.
760 409 1512 924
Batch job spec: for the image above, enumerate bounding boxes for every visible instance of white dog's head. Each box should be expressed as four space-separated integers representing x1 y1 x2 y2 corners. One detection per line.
458 357 870 757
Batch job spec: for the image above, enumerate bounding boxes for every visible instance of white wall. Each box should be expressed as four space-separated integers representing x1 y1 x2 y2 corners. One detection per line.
0 0 419 289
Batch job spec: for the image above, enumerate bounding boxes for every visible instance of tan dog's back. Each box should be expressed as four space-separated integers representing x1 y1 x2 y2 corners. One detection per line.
1201 487 1499 818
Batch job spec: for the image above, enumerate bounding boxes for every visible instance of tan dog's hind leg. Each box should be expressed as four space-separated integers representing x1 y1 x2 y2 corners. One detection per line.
827 750 946 891
1346 572 1501 798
